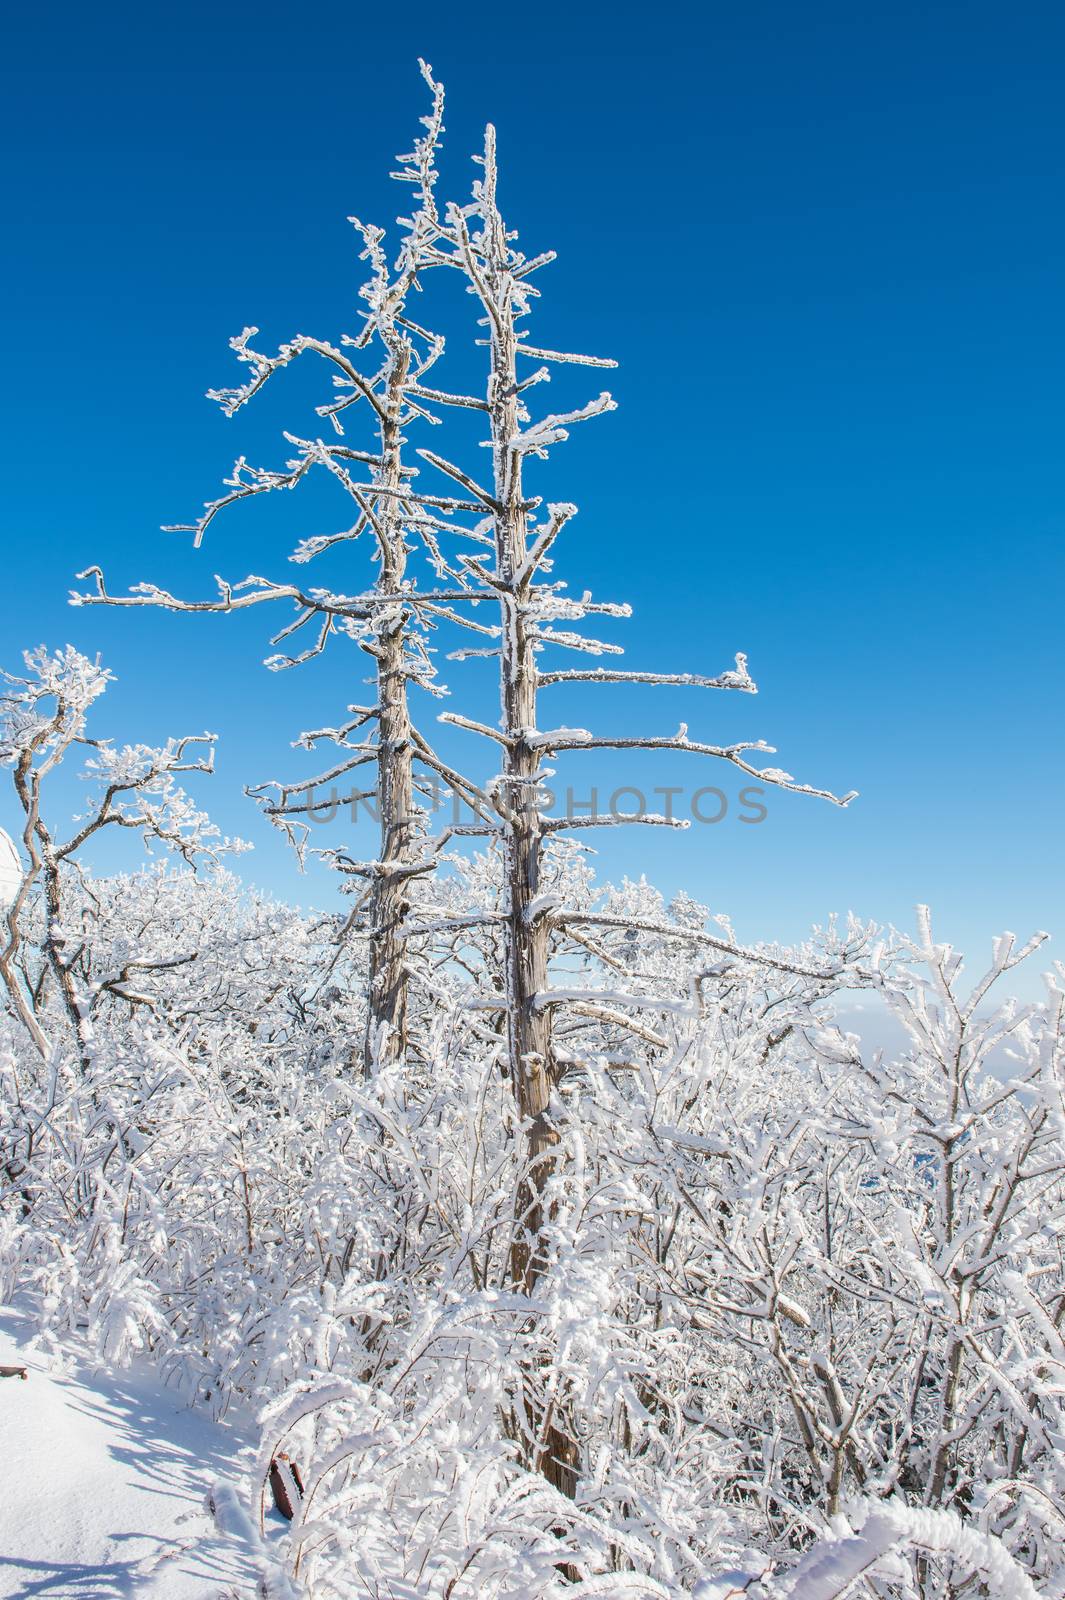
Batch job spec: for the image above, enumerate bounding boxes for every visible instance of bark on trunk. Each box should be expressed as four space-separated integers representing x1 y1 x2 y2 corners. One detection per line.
486 188 558 1293
481 133 576 1501
363 347 416 1076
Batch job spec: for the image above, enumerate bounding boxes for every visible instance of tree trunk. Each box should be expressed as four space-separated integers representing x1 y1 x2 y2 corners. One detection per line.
482 137 575 1500
363 346 416 1076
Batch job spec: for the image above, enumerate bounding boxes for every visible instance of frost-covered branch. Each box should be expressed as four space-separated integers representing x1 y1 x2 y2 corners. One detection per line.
0 646 242 1063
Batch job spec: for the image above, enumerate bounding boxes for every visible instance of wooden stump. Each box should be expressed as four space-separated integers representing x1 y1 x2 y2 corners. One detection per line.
268 1454 304 1520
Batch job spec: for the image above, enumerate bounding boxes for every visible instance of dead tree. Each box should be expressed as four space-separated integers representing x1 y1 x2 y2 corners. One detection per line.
419 124 857 1496
0 645 232 1069
74 67 490 1075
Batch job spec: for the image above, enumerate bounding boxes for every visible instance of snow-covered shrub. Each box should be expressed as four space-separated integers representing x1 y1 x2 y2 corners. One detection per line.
245 900 1064 1598
2 643 1062 1596
0 863 359 1396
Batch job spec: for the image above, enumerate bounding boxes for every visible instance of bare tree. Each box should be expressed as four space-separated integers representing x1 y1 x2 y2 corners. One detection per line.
441 124 854 1264
75 66 488 1075
0 645 236 1066
419 123 856 1495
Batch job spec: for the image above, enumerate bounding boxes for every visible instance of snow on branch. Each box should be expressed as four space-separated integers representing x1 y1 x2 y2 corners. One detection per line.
437 711 513 747
206 329 389 425
538 653 756 692
546 726 857 806
514 343 617 369
765 1501 1040 1600
416 448 499 508
64 735 249 865
73 568 494 634
515 503 577 586
408 381 488 411
162 450 316 548
509 393 617 456
1 645 111 766
543 812 690 833
561 912 873 983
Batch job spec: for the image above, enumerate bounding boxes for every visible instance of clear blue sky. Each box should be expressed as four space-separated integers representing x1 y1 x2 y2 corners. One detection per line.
2 0 1062 978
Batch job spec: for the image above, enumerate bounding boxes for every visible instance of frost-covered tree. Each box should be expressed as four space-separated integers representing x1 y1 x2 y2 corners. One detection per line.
3 809 1059 1596
6 61 1054 1600
392 121 857 1495
0 859 343 1389
0 644 241 1064
618 910 1064 1598
76 67 488 1075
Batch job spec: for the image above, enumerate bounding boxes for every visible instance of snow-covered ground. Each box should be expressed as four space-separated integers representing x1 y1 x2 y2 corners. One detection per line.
0 1307 271 1600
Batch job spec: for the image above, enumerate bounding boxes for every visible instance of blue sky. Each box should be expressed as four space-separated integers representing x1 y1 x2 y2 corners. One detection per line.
2 0 1062 981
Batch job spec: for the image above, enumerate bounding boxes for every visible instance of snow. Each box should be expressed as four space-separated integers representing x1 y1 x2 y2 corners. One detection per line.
771 1505 1041 1600
0 1308 267 1600
0 827 19 910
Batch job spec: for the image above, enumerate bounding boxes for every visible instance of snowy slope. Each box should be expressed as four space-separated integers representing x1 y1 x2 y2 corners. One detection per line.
0 1307 278 1600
